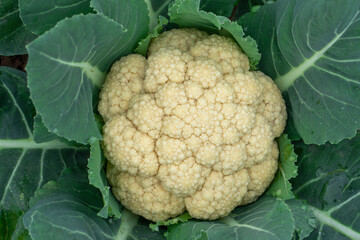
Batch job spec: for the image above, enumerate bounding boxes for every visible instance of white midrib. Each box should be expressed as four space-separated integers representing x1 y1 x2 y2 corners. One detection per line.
38 52 105 88
274 15 357 91
311 207 360 240
0 150 26 205
0 9 19 21
23 0 88 18
144 0 172 29
2 80 33 137
328 192 360 214
0 138 85 206
115 209 139 240
0 138 79 150
221 215 278 238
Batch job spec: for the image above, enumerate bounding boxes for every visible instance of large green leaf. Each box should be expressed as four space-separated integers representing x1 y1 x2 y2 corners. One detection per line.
88 140 122 218
200 0 236 17
167 197 294 240
240 0 360 144
32 114 58 143
267 134 298 200
23 168 165 240
135 16 168 56
168 0 260 68
0 66 89 240
90 0 149 45
27 12 149 144
19 0 94 35
0 0 37 55
282 93 301 141
90 0 173 57
146 0 173 29
0 209 31 240
134 0 174 55
232 0 276 20
286 199 316 240
292 134 360 239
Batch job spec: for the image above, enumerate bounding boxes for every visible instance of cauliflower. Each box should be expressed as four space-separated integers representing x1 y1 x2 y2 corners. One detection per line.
98 28 287 221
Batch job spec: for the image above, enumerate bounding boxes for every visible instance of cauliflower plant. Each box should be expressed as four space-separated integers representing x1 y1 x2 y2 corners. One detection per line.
98 28 287 221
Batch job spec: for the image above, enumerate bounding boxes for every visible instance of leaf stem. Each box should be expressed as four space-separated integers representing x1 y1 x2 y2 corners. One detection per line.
115 209 139 240
220 215 277 236
311 207 360 240
145 0 172 30
37 52 105 89
0 139 84 150
274 12 358 91
327 192 360 214
2 80 33 138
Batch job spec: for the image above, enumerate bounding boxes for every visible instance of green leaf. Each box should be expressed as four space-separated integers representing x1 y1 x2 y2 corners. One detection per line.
0 66 89 240
167 197 294 240
286 199 317 240
29 168 104 211
32 114 58 143
90 0 149 44
292 134 360 239
283 93 301 141
241 0 360 144
19 0 94 35
200 0 237 17
168 0 260 68
23 169 114 240
135 16 169 56
267 134 298 200
32 114 83 148
88 140 122 218
0 0 37 55
23 168 165 240
26 13 147 144
0 67 34 138
145 0 173 29
0 209 31 240
124 0 172 56
149 212 192 232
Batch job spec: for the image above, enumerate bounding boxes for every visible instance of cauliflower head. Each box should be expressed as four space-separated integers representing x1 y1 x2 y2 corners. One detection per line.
99 28 287 221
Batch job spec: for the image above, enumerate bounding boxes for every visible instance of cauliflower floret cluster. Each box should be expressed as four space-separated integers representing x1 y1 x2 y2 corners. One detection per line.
99 28 287 221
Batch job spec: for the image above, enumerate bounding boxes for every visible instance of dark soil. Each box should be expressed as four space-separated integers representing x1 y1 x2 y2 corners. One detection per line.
0 55 28 72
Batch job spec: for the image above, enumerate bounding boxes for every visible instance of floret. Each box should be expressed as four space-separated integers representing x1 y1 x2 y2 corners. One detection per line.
99 28 287 221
